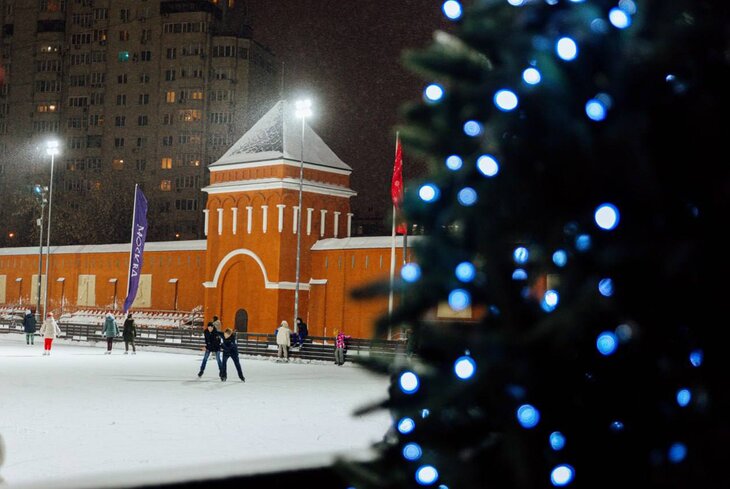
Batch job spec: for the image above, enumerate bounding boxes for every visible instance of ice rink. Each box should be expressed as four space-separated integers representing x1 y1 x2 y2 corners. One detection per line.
0 335 391 487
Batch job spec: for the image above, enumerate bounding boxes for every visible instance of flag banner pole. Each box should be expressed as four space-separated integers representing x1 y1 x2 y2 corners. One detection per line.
122 185 148 314
388 204 396 340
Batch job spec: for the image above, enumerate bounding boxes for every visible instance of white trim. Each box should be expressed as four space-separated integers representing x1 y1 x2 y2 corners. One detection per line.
217 208 223 236
209 158 352 176
333 211 341 238
307 208 314 236
277 204 286 233
203 209 210 236
205 248 311 291
309 278 328 285
202 178 357 199
320 209 327 238
311 236 424 251
293 206 299 233
261 205 268 233
347 213 354 238
0 240 207 256
246 206 253 234
231 207 238 235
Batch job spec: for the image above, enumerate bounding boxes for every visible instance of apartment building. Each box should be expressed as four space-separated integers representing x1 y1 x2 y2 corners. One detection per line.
0 0 278 243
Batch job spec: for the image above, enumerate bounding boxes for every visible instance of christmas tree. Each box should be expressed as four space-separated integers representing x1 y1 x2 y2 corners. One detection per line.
341 1 728 487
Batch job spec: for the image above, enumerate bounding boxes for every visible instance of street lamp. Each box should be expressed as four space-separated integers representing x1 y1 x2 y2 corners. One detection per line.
33 184 48 323
43 140 60 318
293 99 312 329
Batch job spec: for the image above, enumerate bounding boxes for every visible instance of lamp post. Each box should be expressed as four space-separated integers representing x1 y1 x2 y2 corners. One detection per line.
33 184 47 323
43 140 60 318
293 99 312 329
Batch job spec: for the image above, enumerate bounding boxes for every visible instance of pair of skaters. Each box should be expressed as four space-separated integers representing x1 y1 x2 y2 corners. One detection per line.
198 317 245 382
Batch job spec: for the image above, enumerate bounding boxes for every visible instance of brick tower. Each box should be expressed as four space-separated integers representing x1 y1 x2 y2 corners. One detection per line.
202 100 356 332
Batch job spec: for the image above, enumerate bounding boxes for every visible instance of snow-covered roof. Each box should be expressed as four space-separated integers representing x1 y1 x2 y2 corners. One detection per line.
211 100 352 172
0 240 207 256
311 236 424 251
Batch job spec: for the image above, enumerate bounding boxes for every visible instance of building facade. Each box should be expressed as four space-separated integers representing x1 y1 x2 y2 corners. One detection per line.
0 0 278 244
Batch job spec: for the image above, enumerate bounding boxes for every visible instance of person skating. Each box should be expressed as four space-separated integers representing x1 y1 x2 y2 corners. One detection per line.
122 312 137 354
334 330 351 366
22 309 36 345
276 320 291 362
295 317 308 347
198 322 222 378
219 328 244 382
102 312 119 354
39 312 61 355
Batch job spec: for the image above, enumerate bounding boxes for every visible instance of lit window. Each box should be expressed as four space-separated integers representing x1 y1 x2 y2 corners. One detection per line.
160 180 172 191
161 158 172 169
112 159 124 170
166 91 176 103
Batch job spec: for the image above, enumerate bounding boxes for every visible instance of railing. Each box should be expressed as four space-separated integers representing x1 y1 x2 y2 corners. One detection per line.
0 320 406 364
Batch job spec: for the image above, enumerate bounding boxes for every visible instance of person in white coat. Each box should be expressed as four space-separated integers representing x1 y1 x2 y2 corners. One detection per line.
276 320 292 362
39 312 62 355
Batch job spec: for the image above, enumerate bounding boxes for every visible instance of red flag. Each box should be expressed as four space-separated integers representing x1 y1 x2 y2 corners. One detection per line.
391 135 407 234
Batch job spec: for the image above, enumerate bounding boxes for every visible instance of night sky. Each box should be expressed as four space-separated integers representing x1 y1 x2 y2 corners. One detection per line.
244 1 447 232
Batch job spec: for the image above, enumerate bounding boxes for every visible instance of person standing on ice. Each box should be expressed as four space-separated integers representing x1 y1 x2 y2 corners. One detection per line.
22 309 36 345
276 320 291 362
219 328 244 382
102 312 119 355
122 312 137 355
197 322 222 378
39 312 61 355
334 330 351 366
295 317 308 347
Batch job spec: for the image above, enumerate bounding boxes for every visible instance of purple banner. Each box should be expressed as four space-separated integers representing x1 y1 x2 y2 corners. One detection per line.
123 186 148 313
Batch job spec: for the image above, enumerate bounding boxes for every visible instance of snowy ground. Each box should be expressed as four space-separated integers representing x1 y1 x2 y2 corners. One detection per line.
0 335 391 488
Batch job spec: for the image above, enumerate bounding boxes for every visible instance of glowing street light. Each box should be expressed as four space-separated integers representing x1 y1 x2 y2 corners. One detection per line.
43 140 60 318
293 99 312 328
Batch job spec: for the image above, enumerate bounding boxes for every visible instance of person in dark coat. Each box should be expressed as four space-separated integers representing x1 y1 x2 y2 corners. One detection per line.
295 317 308 347
122 313 137 354
219 328 245 382
22 309 36 345
198 322 222 378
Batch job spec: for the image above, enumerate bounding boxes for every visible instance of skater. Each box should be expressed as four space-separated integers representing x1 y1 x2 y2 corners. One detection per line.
39 312 61 355
23 309 36 345
122 312 137 354
276 320 291 362
334 329 351 365
198 322 222 377
219 328 245 382
102 312 119 354
212 315 222 330
295 317 308 347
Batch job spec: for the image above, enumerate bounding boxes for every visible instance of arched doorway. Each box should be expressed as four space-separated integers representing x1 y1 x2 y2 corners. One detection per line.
235 309 248 333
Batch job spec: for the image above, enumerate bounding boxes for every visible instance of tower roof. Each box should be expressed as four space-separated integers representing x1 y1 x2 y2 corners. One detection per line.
210 100 352 172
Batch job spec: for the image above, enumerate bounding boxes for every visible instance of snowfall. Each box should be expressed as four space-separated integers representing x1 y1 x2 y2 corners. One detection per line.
0 335 392 488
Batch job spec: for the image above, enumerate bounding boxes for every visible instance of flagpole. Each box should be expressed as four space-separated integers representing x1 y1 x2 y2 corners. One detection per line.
124 184 138 314
388 204 396 340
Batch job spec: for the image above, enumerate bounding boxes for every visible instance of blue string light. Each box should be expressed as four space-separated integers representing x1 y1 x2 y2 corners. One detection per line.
585 99 607 121
448 289 471 311
424 84 445 102
598 278 614 297
610 420 625 432
552 250 568 267
668 443 687 464
457 187 478 206
550 464 575 487
689 349 703 367
442 0 462 20
494 89 519 111
550 432 566 451
403 443 423 461
676 388 691 407
512 268 528 280
421 409 430 418
507 0 525 6
556 37 578 61
523 67 542 85
619 0 637 14
445 155 463 171
399 371 420 394
455 262 476 282
594 203 620 230
419 184 440 203
416 465 439 485
575 234 592 251
596 331 618 356
463 120 483 137
517 404 541 429
477 154 500 177
513 246 529 264
401 263 422 283
615 323 633 342
454 355 476 380
397 417 416 434
590 18 609 33
542 290 559 312
609 8 632 29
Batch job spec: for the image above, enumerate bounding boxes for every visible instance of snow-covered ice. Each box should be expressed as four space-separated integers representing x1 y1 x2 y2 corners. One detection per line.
0 335 391 487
